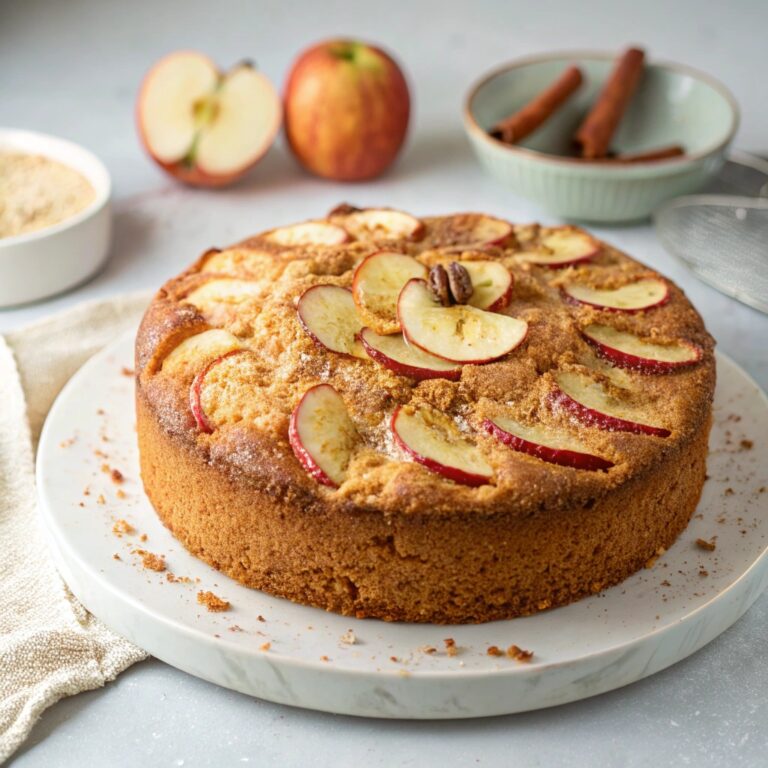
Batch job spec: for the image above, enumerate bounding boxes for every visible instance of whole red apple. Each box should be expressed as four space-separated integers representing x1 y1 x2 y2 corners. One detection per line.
284 39 410 181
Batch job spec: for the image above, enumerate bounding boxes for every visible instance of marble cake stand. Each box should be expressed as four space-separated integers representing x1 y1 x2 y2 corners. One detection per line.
37 330 768 718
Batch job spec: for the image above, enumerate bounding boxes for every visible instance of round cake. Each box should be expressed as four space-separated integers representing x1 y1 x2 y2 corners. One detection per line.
136 206 715 624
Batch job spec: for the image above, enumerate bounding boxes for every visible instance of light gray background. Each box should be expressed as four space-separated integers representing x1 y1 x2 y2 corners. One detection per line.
2 0 767 765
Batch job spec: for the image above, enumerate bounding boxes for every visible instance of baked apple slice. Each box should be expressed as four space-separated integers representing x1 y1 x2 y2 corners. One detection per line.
397 279 527 363
161 329 242 375
341 208 424 241
391 405 492 486
297 285 365 358
359 328 462 381
266 221 349 246
562 278 668 312
517 227 600 268
551 371 670 437
434 213 514 249
462 261 514 311
289 384 358 488
352 251 428 334
189 349 247 433
484 414 613 471
185 278 264 310
582 324 703 373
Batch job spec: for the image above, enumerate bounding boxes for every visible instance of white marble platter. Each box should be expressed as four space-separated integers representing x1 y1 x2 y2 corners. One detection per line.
36 330 768 719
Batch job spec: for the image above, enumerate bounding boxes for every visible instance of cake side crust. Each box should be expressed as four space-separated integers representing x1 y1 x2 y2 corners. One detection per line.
137 388 710 624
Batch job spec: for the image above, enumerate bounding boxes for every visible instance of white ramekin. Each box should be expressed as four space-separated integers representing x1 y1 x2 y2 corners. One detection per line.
0 128 112 307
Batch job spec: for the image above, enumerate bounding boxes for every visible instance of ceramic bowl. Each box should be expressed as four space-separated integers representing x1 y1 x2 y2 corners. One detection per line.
0 129 112 307
464 52 739 223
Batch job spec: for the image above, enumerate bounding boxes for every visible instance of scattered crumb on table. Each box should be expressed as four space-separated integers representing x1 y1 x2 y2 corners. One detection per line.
197 590 230 612
135 549 166 572
112 519 134 536
507 644 534 662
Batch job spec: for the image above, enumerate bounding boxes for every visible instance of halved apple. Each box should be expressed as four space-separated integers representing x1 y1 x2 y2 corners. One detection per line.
433 213 514 249
266 221 349 246
352 251 427 334
341 208 424 241
397 279 527 363
391 405 492 486
189 349 247 433
462 261 514 311
289 384 358 487
517 227 600 268
137 52 281 188
161 329 242 375
484 414 613 471
582 324 703 374
562 278 668 312
551 371 670 437
297 285 365 358
359 328 462 381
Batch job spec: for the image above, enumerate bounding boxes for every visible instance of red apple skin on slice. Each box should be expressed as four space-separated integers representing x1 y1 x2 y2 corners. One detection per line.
391 406 492 487
266 221 350 247
517 227 601 269
288 384 358 488
359 328 462 381
352 251 428 334
342 209 424 241
297 285 365 358
582 324 703 374
462 261 514 311
483 416 613 471
550 371 670 438
189 349 247 433
562 279 669 312
397 279 527 364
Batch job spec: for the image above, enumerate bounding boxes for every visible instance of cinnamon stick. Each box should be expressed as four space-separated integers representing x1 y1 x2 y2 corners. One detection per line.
574 47 645 159
579 145 685 164
490 66 583 144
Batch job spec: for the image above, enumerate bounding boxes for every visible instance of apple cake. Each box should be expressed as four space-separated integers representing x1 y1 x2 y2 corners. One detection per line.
136 206 714 624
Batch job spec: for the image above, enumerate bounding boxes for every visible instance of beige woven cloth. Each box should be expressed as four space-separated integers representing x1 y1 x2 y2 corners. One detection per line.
0 292 154 764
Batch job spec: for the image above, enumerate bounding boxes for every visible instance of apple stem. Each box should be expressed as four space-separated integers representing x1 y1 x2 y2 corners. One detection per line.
329 42 359 62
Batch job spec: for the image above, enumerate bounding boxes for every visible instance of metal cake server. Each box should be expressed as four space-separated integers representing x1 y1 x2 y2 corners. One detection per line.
654 151 768 315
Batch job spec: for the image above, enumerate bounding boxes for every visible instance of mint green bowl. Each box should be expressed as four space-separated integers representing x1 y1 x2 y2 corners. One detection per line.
464 51 739 223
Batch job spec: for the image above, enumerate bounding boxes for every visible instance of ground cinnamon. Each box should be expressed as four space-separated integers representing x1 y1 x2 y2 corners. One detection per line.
574 48 645 158
491 66 583 144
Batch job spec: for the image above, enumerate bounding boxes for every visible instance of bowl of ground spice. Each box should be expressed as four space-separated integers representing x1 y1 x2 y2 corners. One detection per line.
0 128 111 306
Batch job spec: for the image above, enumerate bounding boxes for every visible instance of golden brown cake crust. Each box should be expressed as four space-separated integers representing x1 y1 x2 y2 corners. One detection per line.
135 211 715 623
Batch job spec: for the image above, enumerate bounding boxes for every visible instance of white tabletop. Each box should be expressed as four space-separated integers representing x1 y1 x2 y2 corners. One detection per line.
4 0 767 765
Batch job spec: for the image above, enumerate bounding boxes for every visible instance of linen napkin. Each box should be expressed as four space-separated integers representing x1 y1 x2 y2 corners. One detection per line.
0 291 153 764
